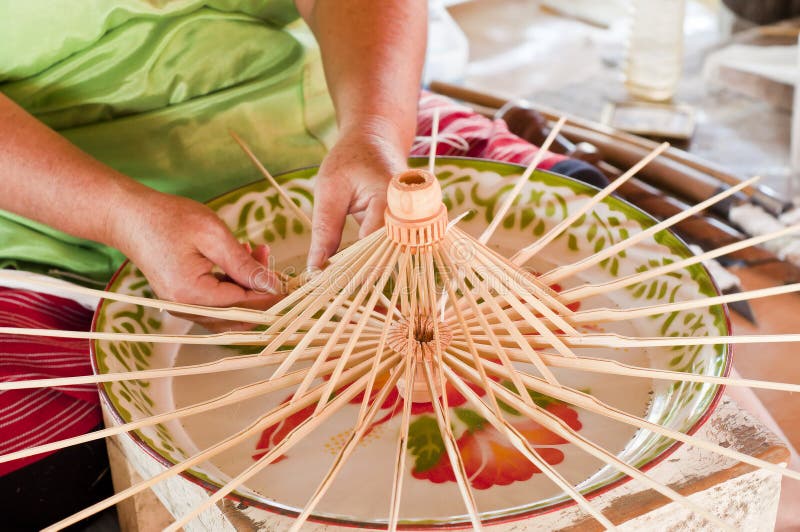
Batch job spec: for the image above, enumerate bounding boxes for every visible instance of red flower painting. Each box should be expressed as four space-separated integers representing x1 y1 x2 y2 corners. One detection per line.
252 373 583 490
407 387 581 490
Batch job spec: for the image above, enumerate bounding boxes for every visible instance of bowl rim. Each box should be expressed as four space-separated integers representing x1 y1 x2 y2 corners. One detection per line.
91 156 733 529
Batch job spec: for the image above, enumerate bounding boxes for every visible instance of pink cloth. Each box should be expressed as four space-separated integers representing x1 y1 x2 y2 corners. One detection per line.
0 288 99 475
411 91 567 168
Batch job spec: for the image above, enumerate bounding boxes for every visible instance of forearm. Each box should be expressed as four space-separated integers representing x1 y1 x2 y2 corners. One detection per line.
297 0 427 153
0 94 152 247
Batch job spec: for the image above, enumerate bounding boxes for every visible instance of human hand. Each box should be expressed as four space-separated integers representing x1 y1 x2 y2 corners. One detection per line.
307 119 408 269
110 190 283 317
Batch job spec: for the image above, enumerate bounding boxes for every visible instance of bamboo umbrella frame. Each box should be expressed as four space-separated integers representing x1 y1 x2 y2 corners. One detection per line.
2 129 799 531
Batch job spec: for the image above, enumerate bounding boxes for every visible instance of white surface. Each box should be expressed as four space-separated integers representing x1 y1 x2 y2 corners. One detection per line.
705 43 799 86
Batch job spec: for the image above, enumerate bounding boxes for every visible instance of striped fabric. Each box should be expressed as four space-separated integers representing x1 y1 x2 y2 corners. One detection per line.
0 92 560 476
411 91 566 169
0 288 99 475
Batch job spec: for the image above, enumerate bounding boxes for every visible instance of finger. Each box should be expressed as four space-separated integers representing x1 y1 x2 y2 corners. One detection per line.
252 244 270 266
190 273 282 308
169 275 283 331
205 231 280 294
309 178 351 269
358 196 388 239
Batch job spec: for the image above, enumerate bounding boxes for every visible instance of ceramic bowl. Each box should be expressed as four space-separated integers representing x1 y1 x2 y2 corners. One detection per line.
92 157 730 528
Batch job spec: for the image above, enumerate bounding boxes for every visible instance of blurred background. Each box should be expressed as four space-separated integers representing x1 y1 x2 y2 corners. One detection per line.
428 0 800 194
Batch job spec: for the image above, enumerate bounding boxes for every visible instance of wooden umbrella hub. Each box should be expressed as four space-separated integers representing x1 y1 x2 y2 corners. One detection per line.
384 169 449 248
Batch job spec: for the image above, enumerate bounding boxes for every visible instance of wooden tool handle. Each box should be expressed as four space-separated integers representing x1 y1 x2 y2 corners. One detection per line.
560 124 740 210
429 80 790 214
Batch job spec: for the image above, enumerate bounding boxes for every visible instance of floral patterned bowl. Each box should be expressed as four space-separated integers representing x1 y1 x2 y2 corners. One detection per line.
92 157 730 528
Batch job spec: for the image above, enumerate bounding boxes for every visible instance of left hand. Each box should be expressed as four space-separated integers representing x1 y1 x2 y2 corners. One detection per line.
307 119 408 269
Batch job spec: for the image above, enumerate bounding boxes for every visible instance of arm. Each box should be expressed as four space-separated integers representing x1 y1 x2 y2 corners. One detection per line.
295 0 427 268
0 94 279 310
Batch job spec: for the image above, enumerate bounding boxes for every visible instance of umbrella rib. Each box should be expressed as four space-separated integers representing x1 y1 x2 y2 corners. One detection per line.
441 362 617 530
163 355 400 532
42 355 391 531
421 357 483 531
539 176 760 285
445 353 734 531
310 244 401 411
289 359 405 531
469 353 800 483
512 142 669 266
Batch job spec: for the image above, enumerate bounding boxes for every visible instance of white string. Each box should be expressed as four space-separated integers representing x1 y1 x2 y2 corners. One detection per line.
412 133 470 154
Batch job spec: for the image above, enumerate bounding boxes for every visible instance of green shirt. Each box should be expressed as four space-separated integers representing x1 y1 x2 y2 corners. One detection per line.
0 1 336 283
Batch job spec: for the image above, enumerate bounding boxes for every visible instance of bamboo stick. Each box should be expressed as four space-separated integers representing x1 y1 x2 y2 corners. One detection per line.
478 117 567 245
421 357 484 531
298 243 398 407
445 354 734 531
435 248 535 409
8 352 372 470
165 357 401 532
467 354 800 484
444 234 575 363
424 248 452 410
255 230 382 332
454 331 800 349
452 227 576 318
454 341 800 394
539 176 761 284
0 326 381 346
561 223 800 302
463 232 578 335
429 107 440 175
0 340 378 391
512 142 670 266
441 364 617 530
459 245 579 358
434 249 505 414
441 240 559 383
573 283 800 324
311 245 400 411
389 355 416 531
0 270 274 324
230 130 313 228
358 252 410 424
289 359 405 531
46 355 397 532
264 236 391 377
530 351 800 393
559 332 800 349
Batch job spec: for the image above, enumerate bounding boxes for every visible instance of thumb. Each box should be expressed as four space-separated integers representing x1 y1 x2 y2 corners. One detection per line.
308 179 351 270
206 233 280 294
358 196 388 239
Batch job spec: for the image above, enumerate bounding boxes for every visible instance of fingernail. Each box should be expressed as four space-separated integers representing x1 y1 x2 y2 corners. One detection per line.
249 267 280 295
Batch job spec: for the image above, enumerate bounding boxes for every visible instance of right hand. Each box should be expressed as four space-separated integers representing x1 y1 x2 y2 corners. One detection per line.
110 189 284 321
